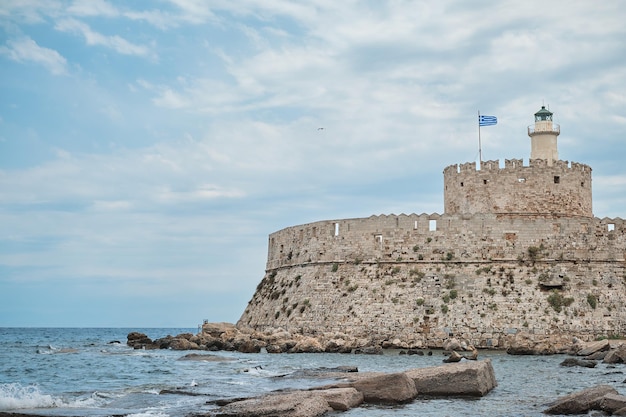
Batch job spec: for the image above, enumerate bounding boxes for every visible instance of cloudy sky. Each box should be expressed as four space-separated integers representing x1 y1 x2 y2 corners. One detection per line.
1 1 625 327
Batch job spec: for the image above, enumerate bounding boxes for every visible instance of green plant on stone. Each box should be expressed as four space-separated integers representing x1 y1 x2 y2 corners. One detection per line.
587 294 598 309
547 291 574 313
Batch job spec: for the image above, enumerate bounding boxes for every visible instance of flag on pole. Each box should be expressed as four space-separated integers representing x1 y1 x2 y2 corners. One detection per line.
479 115 497 126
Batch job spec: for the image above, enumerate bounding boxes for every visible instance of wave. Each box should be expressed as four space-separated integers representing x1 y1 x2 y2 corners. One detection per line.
0 383 58 410
0 384 109 411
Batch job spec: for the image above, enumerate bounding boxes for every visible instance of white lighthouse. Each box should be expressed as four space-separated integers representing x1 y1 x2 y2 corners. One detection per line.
528 105 560 165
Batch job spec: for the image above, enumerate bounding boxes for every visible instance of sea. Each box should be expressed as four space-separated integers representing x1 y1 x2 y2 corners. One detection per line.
1 328 624 417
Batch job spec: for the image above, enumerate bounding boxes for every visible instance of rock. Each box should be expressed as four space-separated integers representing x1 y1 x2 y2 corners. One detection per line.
215 391 332 417
600 393 626 414
405 359 497 397
543 384 618 415
350 372 417 404
168 338 195 350
560 358 597 368
177 353 234 362
316 388 363 411
324 340 352 353
576 339 611 356
290 336 323 353
354 346 383 355
443 351 463 363
585 350 608 361
236 339 263 354
604 343 626 364
463 346 479 360
202 322 238 338
266 343 285 353
407 349 424 356
126 332 154 349
443 338 462 352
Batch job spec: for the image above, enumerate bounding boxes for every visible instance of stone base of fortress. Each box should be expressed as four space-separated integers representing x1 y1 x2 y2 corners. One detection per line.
238 213 626 349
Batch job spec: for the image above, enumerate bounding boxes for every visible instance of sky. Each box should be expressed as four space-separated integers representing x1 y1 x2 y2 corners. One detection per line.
1 1 625 328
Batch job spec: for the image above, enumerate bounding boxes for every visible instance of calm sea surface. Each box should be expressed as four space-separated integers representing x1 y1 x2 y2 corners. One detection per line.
1 328 624 416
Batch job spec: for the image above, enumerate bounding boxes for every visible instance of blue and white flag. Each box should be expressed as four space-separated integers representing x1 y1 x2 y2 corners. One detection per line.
479 115 497 126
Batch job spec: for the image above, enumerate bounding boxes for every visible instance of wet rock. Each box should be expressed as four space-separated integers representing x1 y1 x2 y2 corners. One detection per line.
214 391 332 417
324 340 353 353
463 346 479 360
316 387 363 411
126 332 155 349
405 359 497 397
576 339 611 356
177 353 234 362
604 343 626 364
560 358 597 368
354 346 383 355
443 351 463 363
543 384 618 415
236 339 264 354
600 393 626 414
349 372 417 404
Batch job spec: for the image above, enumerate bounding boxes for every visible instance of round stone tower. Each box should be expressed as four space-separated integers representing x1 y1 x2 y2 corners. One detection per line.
443 106 592 218
528 105 560 165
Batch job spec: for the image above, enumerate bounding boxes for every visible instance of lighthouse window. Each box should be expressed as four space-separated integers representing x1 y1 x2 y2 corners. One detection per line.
334 223 339 236
429 220 437 231
460 182 464 187
483 179 488 185
518 178 526 183
553 176 560 184
608 224 615 232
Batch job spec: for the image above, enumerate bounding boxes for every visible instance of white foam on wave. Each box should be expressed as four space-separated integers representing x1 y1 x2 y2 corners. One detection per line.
0 383 58 410
126 409 169 417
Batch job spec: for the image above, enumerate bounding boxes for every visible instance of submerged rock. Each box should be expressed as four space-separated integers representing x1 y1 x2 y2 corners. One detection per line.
543 384 618 415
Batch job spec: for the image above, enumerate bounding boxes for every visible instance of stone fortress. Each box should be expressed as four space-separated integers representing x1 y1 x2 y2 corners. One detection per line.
238 106 626 349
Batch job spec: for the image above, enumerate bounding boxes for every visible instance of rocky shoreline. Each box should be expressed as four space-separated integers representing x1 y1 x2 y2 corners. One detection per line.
123 323 626 416
127 322 626 358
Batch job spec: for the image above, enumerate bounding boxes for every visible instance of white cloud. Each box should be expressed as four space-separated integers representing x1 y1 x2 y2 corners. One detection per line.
0 37 67 75
67 0 119 17
55 17 151 57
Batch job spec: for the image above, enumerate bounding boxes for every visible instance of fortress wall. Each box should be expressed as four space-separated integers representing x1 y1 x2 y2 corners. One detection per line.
443 159 592 217
266 214 626 270
239 258 626 348
240 214 626 347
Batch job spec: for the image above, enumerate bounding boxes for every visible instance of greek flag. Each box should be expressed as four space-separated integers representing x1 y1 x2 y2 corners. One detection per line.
479 115 497 126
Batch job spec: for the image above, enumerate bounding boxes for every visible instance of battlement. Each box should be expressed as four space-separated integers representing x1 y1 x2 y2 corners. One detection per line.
443 158 592 217
444 159 592 174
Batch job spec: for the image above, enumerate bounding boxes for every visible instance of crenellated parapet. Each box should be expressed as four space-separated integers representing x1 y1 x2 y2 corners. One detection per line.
443 158 592 217
266 213 624 270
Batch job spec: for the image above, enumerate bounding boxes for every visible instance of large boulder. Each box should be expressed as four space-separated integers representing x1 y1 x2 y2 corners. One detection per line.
604 343 626 364
202 322 238 338
317 388 363 411
349 372 417 404
600 393 626 414
405 359 497 397
127 332 155 349
214 391 332 417
543 384 618 415
577 339 611 357
290 336 324 353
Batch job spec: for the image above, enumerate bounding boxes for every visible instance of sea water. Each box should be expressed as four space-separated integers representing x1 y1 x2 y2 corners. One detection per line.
1 328 624 416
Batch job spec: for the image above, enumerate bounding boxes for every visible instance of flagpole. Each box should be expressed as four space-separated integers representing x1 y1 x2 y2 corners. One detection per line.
478 110 482 167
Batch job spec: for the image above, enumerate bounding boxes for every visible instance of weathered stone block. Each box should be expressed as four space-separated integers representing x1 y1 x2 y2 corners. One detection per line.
404 359 497 397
